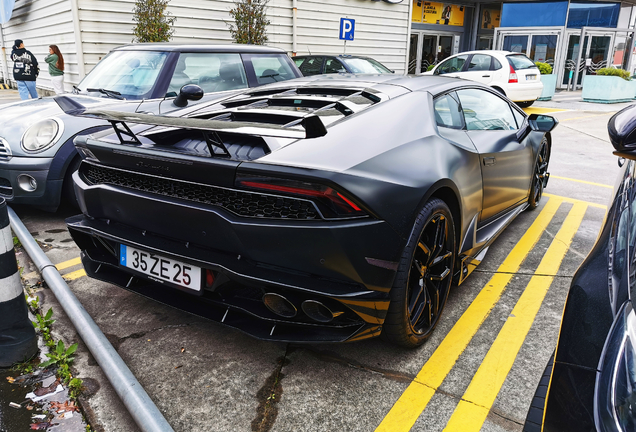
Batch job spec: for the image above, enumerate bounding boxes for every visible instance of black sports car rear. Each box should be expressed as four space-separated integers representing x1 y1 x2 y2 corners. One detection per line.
61 74 556 347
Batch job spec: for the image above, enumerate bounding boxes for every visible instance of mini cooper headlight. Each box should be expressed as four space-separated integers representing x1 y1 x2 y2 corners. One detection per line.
21 119 61 153
596 301 636 431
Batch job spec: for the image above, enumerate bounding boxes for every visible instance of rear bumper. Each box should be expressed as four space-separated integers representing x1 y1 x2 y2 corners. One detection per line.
505 82 544 102
68 170 407 342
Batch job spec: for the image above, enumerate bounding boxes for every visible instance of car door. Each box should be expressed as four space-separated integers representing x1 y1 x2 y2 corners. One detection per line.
456 87 534 221
460 54 495 85
433 54 469 78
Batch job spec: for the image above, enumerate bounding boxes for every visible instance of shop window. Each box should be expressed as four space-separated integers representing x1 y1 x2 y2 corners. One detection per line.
480 6 500 30
501 1 568 27
567 2 620 28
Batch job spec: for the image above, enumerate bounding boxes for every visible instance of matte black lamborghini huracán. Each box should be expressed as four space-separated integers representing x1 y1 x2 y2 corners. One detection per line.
58 74 557 347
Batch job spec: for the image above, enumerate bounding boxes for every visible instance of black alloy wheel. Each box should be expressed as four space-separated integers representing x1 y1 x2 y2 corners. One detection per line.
382 198 456 348
528 138 550 210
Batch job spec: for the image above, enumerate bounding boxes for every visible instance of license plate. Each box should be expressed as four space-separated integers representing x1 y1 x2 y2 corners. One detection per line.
526 75 537 80
119 244 201 291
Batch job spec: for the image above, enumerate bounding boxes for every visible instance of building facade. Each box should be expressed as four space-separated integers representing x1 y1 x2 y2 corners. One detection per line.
0 0 634 93
0 0 410 92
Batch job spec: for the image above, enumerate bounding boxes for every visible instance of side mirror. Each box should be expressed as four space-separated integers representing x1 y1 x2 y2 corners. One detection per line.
528 113 558 132
173 84 204 108
609 104 636 159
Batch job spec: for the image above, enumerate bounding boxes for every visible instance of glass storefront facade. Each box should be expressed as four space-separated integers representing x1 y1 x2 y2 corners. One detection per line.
409 0 636 89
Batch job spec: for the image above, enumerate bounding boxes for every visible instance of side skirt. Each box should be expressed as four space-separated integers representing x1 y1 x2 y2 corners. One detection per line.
455 202 529 285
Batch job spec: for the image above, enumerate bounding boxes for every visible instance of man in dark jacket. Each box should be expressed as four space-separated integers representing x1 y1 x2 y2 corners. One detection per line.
11 40 39 100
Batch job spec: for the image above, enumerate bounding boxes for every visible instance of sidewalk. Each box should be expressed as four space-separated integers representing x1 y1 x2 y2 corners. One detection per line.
534 89 634 112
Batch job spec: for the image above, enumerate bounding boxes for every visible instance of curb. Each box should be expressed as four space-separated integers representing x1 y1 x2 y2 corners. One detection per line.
0 83 10 89
0 198 38 367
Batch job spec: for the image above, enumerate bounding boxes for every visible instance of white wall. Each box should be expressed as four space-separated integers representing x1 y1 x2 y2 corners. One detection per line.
0 0 409 89
0 0 77 90
270 0 410 73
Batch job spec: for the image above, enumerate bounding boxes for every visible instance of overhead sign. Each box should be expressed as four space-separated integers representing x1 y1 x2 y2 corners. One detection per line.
481 7 501 29
415 2 465 26
340 18 355 41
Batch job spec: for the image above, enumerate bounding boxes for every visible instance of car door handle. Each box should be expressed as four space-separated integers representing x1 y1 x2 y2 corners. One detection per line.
483 157 496 166
482 75 490 78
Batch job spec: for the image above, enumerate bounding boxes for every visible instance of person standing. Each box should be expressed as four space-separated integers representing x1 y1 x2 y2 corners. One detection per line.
45 45 65 94
10 40 39 100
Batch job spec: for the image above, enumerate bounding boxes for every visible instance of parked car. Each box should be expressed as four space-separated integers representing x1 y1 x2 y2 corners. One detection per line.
293 55 393 76
523 105 636 432
60 74 556 347
423 50 543 107
0 43 301 211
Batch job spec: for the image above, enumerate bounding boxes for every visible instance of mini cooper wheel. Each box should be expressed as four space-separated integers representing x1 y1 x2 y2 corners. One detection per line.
528 138 550 210
382 198 456 348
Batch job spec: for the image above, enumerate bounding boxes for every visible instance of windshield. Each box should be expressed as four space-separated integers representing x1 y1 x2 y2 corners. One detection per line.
341 57 392 74
77 50 169 99
251 54 299 85
507 54 538 70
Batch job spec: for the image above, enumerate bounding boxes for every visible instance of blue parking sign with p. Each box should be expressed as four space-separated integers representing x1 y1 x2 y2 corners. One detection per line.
340 18 355 41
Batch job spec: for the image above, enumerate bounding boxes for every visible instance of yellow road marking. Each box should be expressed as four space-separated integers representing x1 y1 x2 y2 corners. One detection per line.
559 113 615 122
375 197 562 432
522 107 568 115
543 192 607 209
55 257 82 271
549 175 613 189
62 269 86 280
443 202 587 431
22 257 83 280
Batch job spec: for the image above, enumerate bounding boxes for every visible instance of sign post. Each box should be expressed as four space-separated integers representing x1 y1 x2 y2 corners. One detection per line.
339 18 355 54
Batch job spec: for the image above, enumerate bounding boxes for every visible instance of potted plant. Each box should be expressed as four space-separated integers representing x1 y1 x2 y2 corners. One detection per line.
536 62 556 101
582 67 634 103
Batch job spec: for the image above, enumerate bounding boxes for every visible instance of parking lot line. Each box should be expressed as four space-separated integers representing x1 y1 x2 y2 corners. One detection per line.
543 192 607 209
522 107 568 115
549 175 613 189
375 197 562 432
55 257 82 271
61 269 86 280
442 202 587 432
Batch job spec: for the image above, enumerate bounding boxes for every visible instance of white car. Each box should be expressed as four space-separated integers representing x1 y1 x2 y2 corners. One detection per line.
423 50 543 107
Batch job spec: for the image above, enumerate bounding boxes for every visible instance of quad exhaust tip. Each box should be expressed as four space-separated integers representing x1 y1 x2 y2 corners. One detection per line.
263 293 297 318
301 300 343 323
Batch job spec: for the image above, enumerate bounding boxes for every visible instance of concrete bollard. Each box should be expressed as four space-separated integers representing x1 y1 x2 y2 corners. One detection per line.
0 198 37 367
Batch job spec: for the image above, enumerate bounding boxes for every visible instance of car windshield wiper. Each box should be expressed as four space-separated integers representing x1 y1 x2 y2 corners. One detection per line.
86 88 125 100
261 73 281 81
72 85 82 94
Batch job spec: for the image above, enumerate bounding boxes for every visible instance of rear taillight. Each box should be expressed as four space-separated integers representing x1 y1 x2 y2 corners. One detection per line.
236 174 367 219
508 64 518 83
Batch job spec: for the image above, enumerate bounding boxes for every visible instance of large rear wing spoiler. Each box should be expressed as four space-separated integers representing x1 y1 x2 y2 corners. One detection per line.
53 95 328 142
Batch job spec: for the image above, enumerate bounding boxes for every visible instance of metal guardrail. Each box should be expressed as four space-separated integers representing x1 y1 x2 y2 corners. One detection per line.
8 206 175 432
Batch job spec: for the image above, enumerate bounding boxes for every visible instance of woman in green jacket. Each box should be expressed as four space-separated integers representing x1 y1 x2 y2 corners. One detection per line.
45 45 64 94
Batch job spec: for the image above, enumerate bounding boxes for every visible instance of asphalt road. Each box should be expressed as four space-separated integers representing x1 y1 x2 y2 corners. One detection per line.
1 89 624 431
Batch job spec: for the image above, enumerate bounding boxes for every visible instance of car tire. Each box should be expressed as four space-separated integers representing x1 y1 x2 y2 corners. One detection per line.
523 353 554 432
62 156 81 209
382 198 456 348
528 137 550 210
493 87 506 96
517 101 535 108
